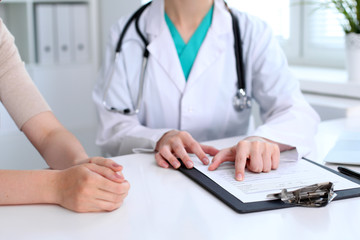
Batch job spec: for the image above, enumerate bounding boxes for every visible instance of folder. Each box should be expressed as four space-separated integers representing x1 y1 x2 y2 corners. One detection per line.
72 4 90 63
55 4 73 64
35 4 55 64
178 157 360 213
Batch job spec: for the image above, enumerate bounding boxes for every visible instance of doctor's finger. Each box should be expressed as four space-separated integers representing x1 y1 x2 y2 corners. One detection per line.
175 132 208 165
200 144 220 156
184 141 209 165
247 144 263 173
262 147 272 173
271 146 280 170
172 143 194 168
155 153 170 168
159 147 181 169
208 148 234 171
234 146 248 181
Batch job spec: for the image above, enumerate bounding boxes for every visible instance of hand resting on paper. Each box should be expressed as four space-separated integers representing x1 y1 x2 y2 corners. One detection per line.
155 130 219 169
208 136 293 181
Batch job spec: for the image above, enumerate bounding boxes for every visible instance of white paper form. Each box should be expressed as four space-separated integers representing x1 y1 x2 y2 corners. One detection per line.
191 150 360 203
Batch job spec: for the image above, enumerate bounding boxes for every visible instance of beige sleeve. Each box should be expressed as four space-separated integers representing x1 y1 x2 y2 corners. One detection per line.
0 19 51 129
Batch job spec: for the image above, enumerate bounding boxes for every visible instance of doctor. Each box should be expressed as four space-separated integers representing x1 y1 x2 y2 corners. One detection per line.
93 0 320 181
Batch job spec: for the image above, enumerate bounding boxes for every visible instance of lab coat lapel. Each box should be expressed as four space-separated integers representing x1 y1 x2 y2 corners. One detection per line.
147 30 186 92
185 30 226 89
186 0 232 89
145 0 186 93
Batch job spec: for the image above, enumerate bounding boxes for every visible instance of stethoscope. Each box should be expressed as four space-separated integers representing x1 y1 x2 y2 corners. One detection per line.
102 1 252 115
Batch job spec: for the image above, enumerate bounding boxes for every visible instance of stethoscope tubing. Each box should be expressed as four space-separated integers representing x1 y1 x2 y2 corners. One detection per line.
102 3 150 115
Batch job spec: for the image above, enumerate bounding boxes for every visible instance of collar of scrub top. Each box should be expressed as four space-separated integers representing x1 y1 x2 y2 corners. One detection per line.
164 5 214 81
102 0 251 115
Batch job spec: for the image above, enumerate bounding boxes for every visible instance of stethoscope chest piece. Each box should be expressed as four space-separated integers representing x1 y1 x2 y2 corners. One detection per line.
233 88 252 112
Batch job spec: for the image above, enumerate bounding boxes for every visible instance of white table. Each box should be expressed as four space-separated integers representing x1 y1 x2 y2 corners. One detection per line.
1 118 360 240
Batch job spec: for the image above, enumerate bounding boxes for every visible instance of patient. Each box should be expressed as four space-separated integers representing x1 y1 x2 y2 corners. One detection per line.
0 19 130 212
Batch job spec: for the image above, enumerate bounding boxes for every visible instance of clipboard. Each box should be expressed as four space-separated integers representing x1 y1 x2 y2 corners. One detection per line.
178 158 360 213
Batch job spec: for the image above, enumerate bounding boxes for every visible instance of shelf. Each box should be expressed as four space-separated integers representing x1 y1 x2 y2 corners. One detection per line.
0 0 100 132
0 0 98 66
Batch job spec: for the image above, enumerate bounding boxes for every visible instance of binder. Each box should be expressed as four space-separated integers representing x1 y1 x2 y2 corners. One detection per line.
35 4 55 64
72 4 90 63
55 4 73 64
178 158 360 213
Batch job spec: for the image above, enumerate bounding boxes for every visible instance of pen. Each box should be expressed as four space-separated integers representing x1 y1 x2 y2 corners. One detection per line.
337 166 360 181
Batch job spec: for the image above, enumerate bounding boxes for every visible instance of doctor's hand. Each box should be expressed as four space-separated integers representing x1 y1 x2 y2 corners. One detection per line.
54 162 130 213
208 136 281 181
155 130 219 169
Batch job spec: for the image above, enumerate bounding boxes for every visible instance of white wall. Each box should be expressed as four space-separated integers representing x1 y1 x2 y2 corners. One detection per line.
98 0 141 60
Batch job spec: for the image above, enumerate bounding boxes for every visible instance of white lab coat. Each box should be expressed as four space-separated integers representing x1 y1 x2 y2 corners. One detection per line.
93 0 320 158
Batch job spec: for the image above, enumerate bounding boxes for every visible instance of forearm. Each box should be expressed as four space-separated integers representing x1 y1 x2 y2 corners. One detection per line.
22 112 89 170
0 170 59 205
40 127 88 169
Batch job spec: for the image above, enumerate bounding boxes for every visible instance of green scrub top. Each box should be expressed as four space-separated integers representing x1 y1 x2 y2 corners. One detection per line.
165 5 214 80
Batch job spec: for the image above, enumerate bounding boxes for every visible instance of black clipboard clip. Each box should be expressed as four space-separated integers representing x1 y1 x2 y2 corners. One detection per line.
267 182 337 207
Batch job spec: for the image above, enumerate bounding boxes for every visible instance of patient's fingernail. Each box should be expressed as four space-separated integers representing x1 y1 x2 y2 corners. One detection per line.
236 173 242 181
203 157 209 165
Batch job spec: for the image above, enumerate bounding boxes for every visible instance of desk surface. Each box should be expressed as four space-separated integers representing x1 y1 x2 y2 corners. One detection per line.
1 118 360 240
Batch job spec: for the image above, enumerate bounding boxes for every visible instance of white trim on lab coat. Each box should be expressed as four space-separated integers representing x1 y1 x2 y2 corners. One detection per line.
93 0 320 157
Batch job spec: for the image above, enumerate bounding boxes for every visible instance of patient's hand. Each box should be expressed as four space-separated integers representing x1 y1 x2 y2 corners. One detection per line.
54 161 130 212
